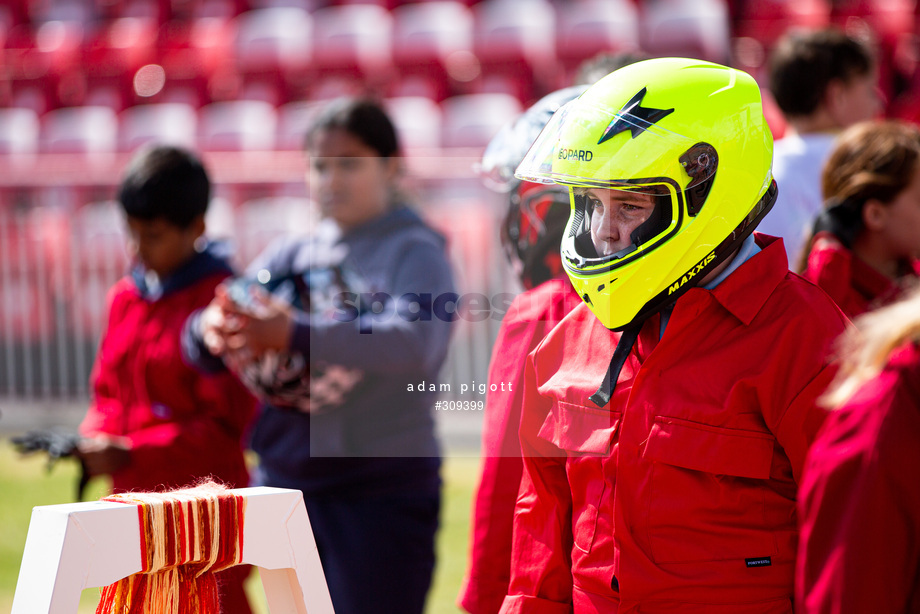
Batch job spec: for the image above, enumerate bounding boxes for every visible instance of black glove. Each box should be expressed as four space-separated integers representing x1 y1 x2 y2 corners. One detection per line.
11 429 90 501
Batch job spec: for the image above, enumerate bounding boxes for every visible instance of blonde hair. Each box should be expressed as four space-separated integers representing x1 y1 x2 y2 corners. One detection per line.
823 283 920 408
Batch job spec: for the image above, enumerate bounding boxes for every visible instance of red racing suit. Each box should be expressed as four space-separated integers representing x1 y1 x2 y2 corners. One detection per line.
460 278 582 614
797 341 920 614
500 235 849 614
80 270 256 494
802 232 920 318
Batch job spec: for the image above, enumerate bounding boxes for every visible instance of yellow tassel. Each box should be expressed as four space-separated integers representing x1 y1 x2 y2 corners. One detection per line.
94 481 244 614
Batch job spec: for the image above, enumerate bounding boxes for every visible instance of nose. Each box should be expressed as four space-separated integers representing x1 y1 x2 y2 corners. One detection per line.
595 206 615 240
591 206 630 257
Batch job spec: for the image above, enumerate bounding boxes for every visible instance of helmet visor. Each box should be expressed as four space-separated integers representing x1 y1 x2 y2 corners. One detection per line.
566 183 678 265
476 122 520 192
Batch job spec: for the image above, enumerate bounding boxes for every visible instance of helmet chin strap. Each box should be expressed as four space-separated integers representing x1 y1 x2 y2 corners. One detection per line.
588 324 641 407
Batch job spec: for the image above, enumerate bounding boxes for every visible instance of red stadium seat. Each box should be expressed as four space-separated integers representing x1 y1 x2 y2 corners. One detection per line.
391 1 475 100
248 0 318 10
388 73 450 101
156 15 235 107
35 106 118 212
833 0 916 43
26 0 95 24
555 0 640 77
440 92 522 148
641 0 732 64
0 107 40 155
82 17 159 109
203 195 236 245
4 20 85 110
40 105 118 153
472 0 560 102
734 0 831 48
276 99 325 151
0 0 28 29
118 102 198 152
197 99 278 151
183 0 249 19
231 7 312 102
384 96 443 150
310 4 394 87
232 8 312 73
305 75 367 102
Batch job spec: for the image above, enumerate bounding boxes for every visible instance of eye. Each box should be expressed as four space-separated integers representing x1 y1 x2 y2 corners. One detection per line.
587 197 603 213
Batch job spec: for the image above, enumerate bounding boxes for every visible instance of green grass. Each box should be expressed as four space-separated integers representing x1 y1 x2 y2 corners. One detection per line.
0 441 480 613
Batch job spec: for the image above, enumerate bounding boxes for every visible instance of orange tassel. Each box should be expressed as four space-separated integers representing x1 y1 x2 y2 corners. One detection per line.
95 481 244 614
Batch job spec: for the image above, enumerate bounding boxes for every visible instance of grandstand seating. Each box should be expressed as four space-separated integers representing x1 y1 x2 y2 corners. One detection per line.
40 105 118 153
275 98 325 150
384 95 444 150
472 0 559 101
153 15 234 107
232 7 313 103
390 1 475 100
0 107 40 155
556 0 640 80
1 0 910 118
197 98 277 150
82 16 159 110
641 0 732 65
118 102 198 151
733 0 832 47
440 91 521 148
310 3 394 86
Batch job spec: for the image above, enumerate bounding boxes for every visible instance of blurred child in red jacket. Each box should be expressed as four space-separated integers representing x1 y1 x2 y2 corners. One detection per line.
800 120 920 318
797 285 920 613
77 145 256 613
500 58 848 613
458 86 586 614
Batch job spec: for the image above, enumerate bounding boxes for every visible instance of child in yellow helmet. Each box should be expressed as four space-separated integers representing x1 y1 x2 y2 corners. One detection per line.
501 57 849 613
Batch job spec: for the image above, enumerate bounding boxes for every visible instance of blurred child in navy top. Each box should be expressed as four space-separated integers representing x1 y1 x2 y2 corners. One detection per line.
184 98 455 614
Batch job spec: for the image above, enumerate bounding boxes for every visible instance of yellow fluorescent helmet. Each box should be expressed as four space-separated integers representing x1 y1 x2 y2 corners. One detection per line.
516 57 776 331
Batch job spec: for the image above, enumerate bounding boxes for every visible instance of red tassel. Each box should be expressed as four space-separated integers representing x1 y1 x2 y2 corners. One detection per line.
94 481 244 614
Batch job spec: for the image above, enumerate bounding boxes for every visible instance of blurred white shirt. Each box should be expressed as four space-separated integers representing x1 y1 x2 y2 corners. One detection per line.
758 132 838 266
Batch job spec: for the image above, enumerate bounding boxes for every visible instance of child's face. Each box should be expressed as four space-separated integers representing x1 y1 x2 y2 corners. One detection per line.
308 128 398 231
585 188 656 256
125 216 202 278
879 162 920 260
